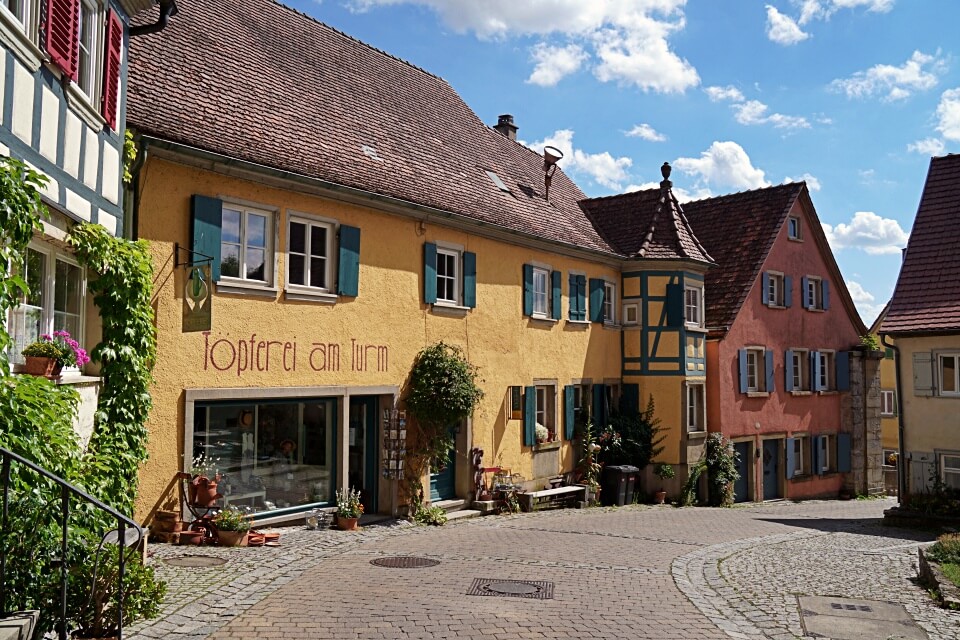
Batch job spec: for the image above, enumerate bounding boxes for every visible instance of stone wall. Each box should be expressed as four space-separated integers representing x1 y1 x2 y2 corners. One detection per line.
842 350 884 496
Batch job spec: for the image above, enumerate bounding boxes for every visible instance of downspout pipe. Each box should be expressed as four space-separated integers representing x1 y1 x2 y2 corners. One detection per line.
128 134 149 240
129 0 178 37
881 334 906 503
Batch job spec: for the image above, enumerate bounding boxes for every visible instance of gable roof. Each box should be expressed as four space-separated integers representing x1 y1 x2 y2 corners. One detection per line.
126 0 614 255
882 153 960 334
579 171 714 265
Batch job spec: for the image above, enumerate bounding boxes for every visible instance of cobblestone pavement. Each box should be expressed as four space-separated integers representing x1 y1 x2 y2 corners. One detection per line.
129 498 960 640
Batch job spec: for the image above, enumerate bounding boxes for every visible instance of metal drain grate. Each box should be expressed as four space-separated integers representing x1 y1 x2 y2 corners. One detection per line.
370 556 440 569
798 596 927 640
164 555 227 568
467 579 554 599
831 602 873 612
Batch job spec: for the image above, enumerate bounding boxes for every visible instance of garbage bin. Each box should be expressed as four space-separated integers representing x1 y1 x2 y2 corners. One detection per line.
601 465 629 506
621 465 639 503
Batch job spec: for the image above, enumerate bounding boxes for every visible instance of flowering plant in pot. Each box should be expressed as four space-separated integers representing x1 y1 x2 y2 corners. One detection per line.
335 487 364 530
21 330 89 377
188 454 222 507
534 423 549 444
213 507 251 546
653 463 674 504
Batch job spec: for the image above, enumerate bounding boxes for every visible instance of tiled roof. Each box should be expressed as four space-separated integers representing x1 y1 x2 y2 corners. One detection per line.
882 154 960 334
682 183 805 331
126 0 614 255
579 175 714 264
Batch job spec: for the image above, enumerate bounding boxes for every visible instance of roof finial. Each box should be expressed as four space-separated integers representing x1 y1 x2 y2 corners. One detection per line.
660 161 672 190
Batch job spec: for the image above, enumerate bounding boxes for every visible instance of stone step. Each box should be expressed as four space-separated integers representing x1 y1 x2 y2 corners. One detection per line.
0 610 38 640
432 499 466 513
445 509 481 523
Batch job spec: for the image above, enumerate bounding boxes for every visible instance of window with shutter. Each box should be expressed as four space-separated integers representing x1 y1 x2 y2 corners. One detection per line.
337 225 361 297
100 10 122 129
190 195 223 281
45 0 80 80
912 352 934 396
589 278 604 323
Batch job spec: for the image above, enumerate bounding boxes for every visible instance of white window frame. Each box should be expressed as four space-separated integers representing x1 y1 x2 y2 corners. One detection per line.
767 271 786 307
746 347 766 393
8 241 86 372
434 247 461 305
532 266 550 318
0 0 31 29
76 0 102 101
605 382 620 417
806 275 823 310
603 281 617 325
792 348 810 391
938 354 960 397
792 436 808 476
788 216 802 240
880 390 896 416
623 302 638 326
535 383 558 443
818 350 835 392
686 383 705 433
684 285 703 328
818 435 831 473
220 204 275 286
941 454 960 490
285 213 335 294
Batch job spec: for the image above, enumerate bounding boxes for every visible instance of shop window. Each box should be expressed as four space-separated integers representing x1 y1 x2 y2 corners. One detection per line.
686 383 705 432
221 204 273 283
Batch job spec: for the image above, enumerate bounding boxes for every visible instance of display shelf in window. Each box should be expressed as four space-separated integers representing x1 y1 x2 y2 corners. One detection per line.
381 409 407 480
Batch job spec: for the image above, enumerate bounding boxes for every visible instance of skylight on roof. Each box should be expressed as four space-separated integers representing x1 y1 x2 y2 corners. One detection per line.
361 144 384 162
485 170 510 193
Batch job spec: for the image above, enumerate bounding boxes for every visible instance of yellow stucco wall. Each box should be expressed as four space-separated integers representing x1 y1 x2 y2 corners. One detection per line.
876 337 898 452
136 157 624 518
897 334 960 454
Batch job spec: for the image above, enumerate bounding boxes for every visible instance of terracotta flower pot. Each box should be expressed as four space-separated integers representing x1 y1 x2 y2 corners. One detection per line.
190 475 221 507
217 530 248 547
337 516 359 531
655 490 667 505
178 530 203 545
23 356 63 378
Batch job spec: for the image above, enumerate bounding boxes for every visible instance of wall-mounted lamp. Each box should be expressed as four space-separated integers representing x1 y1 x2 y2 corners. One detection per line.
543 145 564 201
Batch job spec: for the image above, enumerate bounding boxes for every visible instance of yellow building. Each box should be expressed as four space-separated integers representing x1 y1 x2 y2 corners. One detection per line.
126 0 711 522
869 306 899 494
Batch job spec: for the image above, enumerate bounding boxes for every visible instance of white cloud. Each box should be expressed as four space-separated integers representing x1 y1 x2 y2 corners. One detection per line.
673 141 769 191
527 43 588 86
797 0 895 25
846 280 886 326
907 138 946 156
523 129 632 190
783 173 821 191
829 50 946 101
935 87 960 141
625 123 666 142
347 0 700 94
822 211 908 255
765 5 810 45
704 85 745 102
733 100 810 129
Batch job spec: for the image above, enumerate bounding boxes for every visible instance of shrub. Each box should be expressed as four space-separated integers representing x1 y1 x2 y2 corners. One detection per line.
927 534 960 566
596 395 664 469
413 503 448 526
213 507 251 532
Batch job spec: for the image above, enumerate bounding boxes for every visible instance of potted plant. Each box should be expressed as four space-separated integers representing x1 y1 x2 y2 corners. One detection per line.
577 421 602 504
188 454 221 507
20 330 89 378
335 487 364 530
213 507 251 546
653 462 674 504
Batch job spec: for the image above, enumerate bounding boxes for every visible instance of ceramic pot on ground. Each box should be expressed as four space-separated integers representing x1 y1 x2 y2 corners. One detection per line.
655 490 667 505
23 356 62 378
337 516 359 531
178 530 203 545
217 530 248 547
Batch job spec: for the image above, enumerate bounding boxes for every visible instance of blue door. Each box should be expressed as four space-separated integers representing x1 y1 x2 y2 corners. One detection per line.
762 439 781 500
348 396 378 513
733 441 750 503
429 445 456 502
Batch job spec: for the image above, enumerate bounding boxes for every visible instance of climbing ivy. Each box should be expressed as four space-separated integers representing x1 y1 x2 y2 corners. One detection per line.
69 224 157 515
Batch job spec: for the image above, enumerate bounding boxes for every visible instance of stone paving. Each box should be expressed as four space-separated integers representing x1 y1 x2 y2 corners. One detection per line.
128 498 960 640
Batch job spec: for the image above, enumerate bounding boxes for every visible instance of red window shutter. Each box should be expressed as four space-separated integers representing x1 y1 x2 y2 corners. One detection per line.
45 0 80 81
101 10 123 130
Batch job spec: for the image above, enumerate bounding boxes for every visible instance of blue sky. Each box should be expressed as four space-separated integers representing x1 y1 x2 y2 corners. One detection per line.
291 0 960 326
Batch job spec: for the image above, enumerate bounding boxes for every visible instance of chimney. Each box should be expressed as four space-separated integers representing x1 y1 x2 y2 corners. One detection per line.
494 114 518 141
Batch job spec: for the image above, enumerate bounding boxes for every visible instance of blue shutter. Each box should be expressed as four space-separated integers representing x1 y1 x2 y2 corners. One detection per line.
785 438 796 479
801 276 810 309
463 251 477 308
576 275 587 321
592 383 606 427
811 436 821 475
836 351 850 391
523 264 534 316
190 195 223 281
621 383 639 415
551 270 562 320
765 350 775 393
568 274 579 320
423 243 437 304
523 386 536 446
761 272 770 305
738 349 748 394
589 278 605 323
811 351 821 391
784 276 793 308
337 225 360 296
563 385 575 440
785 350 795 392
666 283 683 327
837 433 851 473
821 280 830 310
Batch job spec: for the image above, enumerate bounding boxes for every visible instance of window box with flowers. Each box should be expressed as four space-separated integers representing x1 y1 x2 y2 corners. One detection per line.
20 330 89 379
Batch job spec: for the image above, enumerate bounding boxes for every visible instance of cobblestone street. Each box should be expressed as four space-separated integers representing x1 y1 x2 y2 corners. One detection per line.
130 498 960 639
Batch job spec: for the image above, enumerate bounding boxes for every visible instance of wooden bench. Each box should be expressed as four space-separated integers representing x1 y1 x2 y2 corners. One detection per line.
518 485 586 512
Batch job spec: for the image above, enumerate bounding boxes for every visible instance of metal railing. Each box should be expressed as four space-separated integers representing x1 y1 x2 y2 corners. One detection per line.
0 446 143 640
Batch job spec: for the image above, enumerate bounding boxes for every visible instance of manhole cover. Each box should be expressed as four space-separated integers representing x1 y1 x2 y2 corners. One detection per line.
370 556 440 569
467 578 554 599
798 596 927 640
164 555 227 568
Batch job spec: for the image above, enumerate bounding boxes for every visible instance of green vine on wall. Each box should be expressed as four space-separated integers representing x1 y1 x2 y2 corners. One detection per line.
403 342 484 505
69 224 157 515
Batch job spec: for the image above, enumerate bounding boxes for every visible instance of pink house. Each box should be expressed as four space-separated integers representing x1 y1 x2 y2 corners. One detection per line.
684 183 869 501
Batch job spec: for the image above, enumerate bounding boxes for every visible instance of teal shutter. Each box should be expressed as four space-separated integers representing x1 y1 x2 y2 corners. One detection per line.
738 349 748 393
563 385 575 440
568 274 579 320
523 264 534 316
836 351 850 391
463 251 477 308
621 383 639 415
337 225 360 296
666 283 683 326
423 243 437 304
785 350 795 392
884 347 894 359
592 383 606 427
837 433 851 473
190 195 223 281
576 275 587 321
821 280 830 310
784 276 793 308
589 278 605 323
523 386 536 446
765 350 775 392
785 438 796 479
551 270 562 320
761 272 770 305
